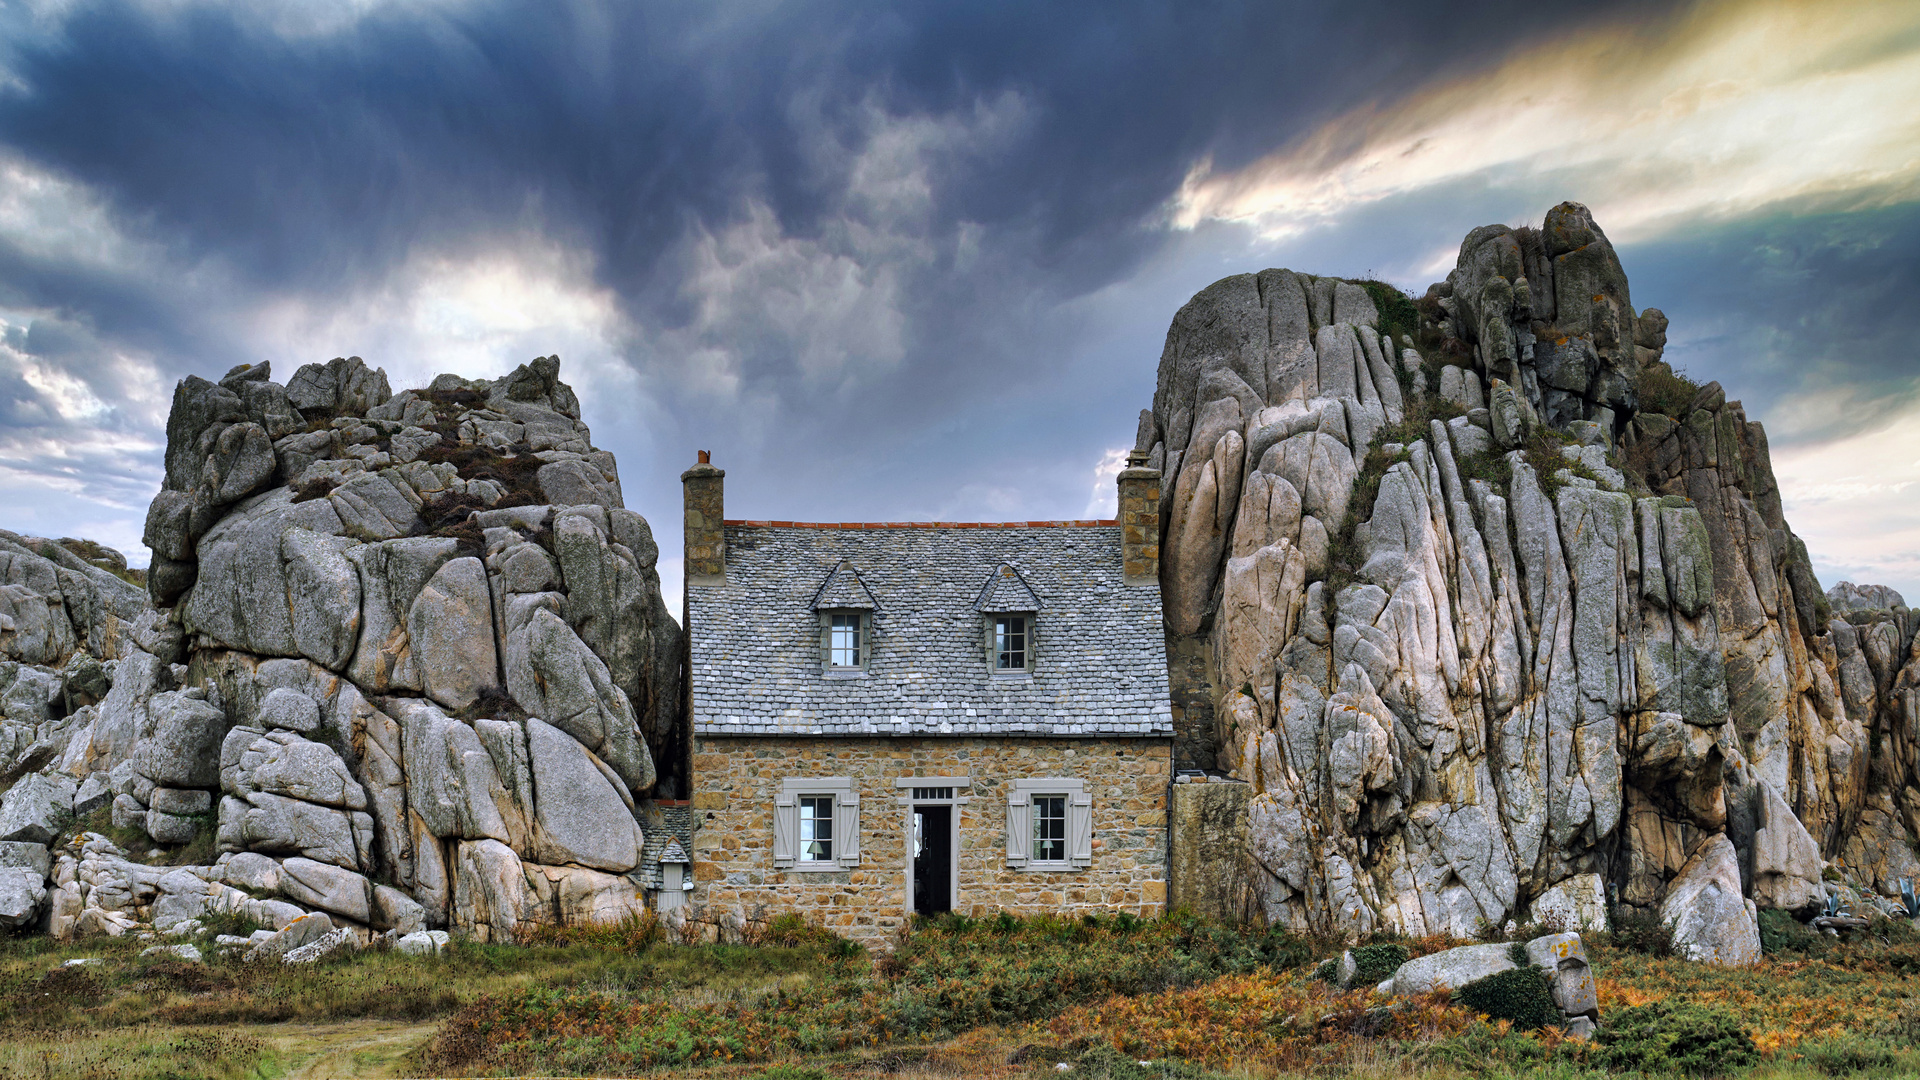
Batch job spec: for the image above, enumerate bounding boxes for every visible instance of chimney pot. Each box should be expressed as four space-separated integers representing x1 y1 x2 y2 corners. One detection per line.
698 450 710 464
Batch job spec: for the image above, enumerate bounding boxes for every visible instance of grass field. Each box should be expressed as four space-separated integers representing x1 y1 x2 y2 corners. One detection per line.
7 911 1920 1079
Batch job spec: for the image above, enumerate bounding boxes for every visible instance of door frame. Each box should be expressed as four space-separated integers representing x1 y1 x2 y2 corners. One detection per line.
895 776 970 916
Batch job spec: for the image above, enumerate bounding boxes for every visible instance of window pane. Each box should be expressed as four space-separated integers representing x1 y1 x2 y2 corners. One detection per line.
830 612 861 666
1034 795 1066 862
995 616 1026 669
800 796 834 861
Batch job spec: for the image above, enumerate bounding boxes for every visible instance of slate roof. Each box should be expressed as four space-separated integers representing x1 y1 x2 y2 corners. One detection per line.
810 559 878 610
688 522 1172 738
974 564 1044 612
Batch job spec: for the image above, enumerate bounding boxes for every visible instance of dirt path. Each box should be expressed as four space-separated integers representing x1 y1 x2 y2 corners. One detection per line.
256 1020 442 1078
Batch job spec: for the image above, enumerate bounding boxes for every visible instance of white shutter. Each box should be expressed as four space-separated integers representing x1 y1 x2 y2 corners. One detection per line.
773 793 796 868
1068 791 1093 869
1005 792 1031 867
835 790 861 868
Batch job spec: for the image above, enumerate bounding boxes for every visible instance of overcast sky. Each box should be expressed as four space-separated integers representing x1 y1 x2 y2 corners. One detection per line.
0 0 1915 610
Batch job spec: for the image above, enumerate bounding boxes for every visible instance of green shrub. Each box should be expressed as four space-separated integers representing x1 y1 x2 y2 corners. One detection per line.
1452 967 1561 1032
1598 1000 1758 1076
1798 1033 1902 1074
1759 908 1829 956
1312 958 1338 983
1349 942 1409 986
1636 362 1703 419
1354 279 1420 356
1423 1019 1549 1073
1602 908 1675 957
199 910 265 940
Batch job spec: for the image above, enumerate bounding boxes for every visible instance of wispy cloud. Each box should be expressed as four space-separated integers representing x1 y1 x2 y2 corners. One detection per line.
1171 0 1920 243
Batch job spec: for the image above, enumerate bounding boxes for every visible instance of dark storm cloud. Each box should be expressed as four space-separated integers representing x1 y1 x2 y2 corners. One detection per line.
1620 202 1920 444
0 0 1657 341
0 0 1873 594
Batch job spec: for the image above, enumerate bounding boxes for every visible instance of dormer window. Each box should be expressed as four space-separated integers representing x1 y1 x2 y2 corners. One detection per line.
828 611 865 668
994 615 1029 671
810 559 877 674
975 562 1042 676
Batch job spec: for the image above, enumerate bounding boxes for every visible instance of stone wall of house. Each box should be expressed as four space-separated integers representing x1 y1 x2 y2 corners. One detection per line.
690 735 1171 943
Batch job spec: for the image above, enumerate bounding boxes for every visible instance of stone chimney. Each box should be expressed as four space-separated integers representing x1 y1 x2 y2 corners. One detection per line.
1117 449 1161 586
682 451 726 585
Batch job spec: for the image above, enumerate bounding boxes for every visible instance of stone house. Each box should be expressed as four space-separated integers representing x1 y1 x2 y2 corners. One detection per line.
680 452 1174 942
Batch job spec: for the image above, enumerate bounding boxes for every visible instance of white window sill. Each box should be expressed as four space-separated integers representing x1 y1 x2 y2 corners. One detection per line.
822 668 869 679
990 671 1033 682
778 861 856 872
1013 861 1087 873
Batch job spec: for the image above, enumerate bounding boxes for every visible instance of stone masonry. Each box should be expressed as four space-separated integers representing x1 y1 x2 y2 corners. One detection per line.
690 735 1170 944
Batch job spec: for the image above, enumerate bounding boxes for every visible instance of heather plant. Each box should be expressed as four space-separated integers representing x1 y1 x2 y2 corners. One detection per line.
1596 1000 1759 1075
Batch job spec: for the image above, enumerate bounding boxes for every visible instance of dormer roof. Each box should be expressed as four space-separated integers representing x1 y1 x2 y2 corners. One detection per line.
974 563 1043 613
809 559 877 610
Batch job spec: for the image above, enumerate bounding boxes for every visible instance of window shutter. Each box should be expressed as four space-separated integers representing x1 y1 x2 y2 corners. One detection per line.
1068 791 1093 868
818 614 832 670
836 790 861 868
860 612 873 667
773 793 796 868
1025 615 1036 671
984 617 995 669
1005 792 1030 867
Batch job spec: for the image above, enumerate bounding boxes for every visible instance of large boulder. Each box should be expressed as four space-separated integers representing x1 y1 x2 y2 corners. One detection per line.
216 791 373 870
1532 873 1609 932
392 699 520 847
1660 834 1762 967
505 609 655 794
223 727 368 811
452 838 529 944
407 557 498 712
277 857 373 924
1751 784 1824 914
1524 932 1599 1022
0 867 45 928
524 717 644 872
0 773 76 844
1390 944 1517 996
135 690 228 789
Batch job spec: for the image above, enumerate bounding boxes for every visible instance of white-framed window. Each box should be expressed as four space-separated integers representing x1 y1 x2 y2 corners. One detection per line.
819 610 871 672
1033 794 1067 862
1005 777 1091 871
799 795 834 862
988 614 1034 673
773 777 860 870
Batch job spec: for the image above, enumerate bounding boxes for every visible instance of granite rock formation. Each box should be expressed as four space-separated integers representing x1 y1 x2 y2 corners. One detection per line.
25 355 681 943
1146 202 1920 960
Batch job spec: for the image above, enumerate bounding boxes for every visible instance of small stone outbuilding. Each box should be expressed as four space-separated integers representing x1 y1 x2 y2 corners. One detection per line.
681 453 1173 943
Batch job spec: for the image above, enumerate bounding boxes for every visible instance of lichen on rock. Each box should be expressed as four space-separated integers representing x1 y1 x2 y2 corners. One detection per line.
1150 201 1920 961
